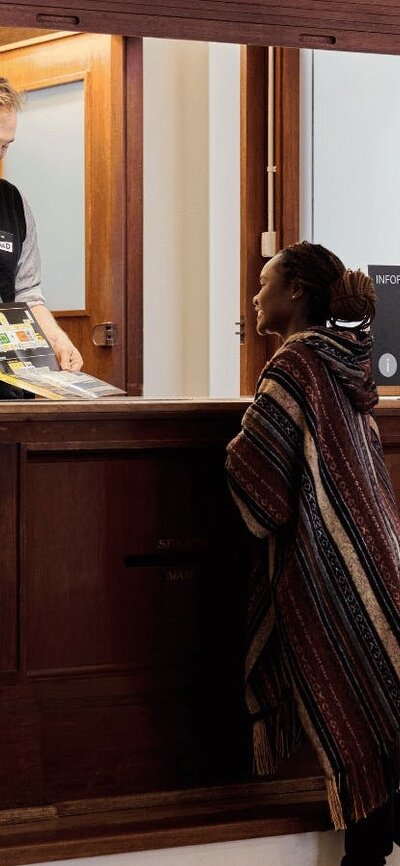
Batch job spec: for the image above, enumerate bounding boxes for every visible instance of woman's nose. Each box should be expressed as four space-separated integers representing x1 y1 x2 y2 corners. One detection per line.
253 294 259 308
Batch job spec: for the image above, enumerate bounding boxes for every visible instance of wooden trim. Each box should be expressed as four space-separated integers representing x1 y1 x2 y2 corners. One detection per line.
52 310 89 318
0 778 330 865
125 37 143 396
240 46 268 397
18 69 88 92
378 386 400 396
109 34 127 388
0 31 80 53
2 0 400 54
240 46 300 395
0 34 126 385
2 4 400 55
275 47 300 250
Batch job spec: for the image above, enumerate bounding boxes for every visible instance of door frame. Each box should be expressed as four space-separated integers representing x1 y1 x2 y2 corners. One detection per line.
0 30 129 389
240 45 300 395
125 36 143 396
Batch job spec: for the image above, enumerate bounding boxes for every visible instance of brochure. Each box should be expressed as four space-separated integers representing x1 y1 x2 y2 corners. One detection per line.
0 302 125 400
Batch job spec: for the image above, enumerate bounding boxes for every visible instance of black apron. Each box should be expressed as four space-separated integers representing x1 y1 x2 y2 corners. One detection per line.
0 179 33 399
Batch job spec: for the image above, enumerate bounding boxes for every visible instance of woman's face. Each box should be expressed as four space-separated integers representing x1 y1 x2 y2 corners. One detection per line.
253 255 294 337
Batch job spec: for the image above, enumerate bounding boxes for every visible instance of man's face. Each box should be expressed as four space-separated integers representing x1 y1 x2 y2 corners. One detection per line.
0 109 17 159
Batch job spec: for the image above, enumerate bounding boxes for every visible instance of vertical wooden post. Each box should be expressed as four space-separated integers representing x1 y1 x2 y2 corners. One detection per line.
240 46 300 396
275 47 300 250
125 37 144 396
240 46 268 396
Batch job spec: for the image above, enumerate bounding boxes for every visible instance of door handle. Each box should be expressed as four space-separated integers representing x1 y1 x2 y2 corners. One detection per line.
92 322 118 347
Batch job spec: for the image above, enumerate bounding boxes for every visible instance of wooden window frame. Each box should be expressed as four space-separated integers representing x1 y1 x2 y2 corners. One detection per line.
126 37 143 396
125 41 300 399
240 45 300 395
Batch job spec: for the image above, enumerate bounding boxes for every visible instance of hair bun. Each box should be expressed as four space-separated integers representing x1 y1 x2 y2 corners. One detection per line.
329 268 376 325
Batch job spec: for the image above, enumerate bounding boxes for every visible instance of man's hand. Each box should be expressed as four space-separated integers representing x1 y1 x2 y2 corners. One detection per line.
52 334 83 371
30 305 83 371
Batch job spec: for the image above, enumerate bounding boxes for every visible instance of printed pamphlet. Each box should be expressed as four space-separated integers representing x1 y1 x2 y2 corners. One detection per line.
0 302 125 400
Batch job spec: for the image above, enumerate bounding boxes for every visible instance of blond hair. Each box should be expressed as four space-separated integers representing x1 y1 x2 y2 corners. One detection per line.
0 77 23 112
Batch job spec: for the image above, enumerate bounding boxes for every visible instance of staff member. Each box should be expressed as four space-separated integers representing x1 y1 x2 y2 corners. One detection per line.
226 241 400 865
0 76 83 377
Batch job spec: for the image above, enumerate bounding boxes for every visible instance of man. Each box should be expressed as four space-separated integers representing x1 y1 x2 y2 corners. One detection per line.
0 76 83 375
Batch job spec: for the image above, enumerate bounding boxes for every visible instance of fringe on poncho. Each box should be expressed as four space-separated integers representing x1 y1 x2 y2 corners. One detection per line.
226 327 400 829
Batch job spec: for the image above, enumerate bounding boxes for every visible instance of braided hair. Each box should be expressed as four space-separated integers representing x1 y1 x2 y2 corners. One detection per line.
277 241 376 331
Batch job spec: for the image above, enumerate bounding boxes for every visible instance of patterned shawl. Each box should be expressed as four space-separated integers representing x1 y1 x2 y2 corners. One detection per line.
226 326 400 829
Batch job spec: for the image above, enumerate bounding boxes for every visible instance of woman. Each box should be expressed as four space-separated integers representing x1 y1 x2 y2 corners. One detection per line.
226 241 400 865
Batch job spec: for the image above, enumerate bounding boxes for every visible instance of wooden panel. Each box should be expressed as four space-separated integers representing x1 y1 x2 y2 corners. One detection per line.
0 445 18 673
374 403 400 507
37 673 206 798
0 781 330 866
24 449 243 672
381 448 400 505
240 46 299 395
0 33 126 388
240 47 268 397
20 437 251 800
275 46 300 250
126 37 143 396
0 689 43 808
0 27 57 46
2 2 400 55
0 402 396 859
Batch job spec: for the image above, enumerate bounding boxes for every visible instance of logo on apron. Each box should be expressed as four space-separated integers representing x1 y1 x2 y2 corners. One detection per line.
0 230 13 253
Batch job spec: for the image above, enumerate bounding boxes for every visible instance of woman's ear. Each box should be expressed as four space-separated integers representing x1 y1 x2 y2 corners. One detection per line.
291 280 305 301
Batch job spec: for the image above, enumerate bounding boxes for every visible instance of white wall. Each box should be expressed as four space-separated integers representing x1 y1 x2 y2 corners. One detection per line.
24 829 343 866
208 42 240 398
24 831 400 866
143 39 188 396
143 39 240 398
180 40 210 396
300 49 400 272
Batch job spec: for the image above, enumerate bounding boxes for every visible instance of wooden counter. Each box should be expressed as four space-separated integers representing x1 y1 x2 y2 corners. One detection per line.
0 397 397 864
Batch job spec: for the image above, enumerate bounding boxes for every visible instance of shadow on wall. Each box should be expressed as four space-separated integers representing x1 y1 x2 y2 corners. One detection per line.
316 830 345 866
316 832 400 866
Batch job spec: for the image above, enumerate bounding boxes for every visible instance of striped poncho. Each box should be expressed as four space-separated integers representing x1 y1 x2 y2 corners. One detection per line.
226 326 400 829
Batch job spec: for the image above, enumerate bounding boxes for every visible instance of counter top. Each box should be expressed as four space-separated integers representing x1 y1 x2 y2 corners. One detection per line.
0 395 397 422
0 397 251 422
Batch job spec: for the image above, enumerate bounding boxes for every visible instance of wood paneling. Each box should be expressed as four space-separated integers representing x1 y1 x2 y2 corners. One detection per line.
0 694 43 808
275 47 300 250
240 47 268 396
240 46 300 395
22 445 251 798
126 37 143 396
1 1 400 55
0 27 57 46
0 399 396 860
0 33 127 388
0 779 330 865
375 401 400 506
0 446 18 673
24 449 242 673
0 404 253 811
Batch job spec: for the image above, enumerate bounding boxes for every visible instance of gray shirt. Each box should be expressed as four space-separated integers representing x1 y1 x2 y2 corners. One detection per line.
15 195 45 307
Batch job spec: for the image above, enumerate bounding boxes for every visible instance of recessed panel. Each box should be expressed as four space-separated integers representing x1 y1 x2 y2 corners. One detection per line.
5 80 85 312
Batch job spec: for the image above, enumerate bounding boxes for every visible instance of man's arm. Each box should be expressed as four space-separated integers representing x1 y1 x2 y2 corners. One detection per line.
30 304 83 371
16 195 83 371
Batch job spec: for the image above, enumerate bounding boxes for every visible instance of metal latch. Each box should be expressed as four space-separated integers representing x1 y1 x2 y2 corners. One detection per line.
235 316 245 344
92 322 118 347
